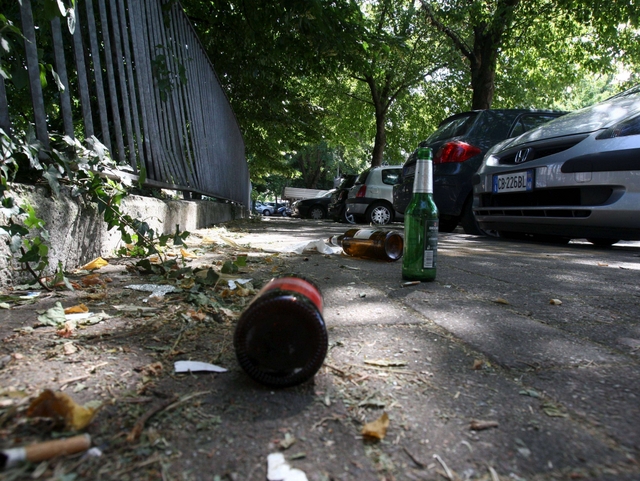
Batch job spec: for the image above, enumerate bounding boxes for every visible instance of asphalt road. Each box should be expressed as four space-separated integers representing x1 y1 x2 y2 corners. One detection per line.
227 216 640 481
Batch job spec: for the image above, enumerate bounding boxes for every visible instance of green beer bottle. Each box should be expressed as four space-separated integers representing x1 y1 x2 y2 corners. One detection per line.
402 147 439 281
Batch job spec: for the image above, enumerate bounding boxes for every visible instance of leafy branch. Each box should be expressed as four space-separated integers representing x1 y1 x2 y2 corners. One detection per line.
0 127 189 289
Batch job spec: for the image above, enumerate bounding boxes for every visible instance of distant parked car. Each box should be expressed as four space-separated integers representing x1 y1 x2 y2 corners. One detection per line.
328 174 358 223
277 205 291 216
255 202 286 216
393 109 566 234
345 165 403 225
291 190 334 220
474 84 640 246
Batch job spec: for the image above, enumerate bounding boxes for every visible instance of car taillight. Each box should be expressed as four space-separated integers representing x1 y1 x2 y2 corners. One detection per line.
433 141 482 164
355 185 367 198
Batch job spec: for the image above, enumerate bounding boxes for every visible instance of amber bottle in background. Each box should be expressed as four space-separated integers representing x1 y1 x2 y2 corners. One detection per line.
402 147 439 281
328 229 403 261
233 276 328 388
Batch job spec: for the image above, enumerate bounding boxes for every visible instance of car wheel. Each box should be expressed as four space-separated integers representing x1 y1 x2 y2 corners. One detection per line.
587 238 619 247
343 210 356 224
366 202 393 225
309 206 326 220
263 210 271 216
460 196 483 235
438 216 458 233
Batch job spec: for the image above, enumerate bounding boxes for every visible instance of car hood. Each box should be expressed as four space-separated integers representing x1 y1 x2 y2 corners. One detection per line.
504 89 640 148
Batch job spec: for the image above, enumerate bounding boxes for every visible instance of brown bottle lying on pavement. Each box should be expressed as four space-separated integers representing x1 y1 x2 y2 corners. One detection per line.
233 276 328 388
328 228 404 261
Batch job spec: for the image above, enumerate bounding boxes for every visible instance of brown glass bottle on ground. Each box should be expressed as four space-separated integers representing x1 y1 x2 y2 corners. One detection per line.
328 229 403 261
233 276 328 388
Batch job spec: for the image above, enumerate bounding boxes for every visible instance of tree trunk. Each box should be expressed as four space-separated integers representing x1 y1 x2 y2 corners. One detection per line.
371 111 387 168
470 40 497 110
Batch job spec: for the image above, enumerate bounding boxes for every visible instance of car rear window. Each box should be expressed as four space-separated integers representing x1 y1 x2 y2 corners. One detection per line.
425 113 479 143
382 169 401 185
355 169 370 184
510 113 564 137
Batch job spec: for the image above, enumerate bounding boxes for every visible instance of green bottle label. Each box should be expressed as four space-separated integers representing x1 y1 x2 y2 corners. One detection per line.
422 220 438 268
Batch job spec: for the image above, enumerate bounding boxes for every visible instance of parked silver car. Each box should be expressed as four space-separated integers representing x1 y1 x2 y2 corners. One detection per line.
345 165 403 225
473 84 640 246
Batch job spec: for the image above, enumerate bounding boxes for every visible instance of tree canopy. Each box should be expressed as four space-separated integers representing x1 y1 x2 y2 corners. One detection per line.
182 0 639 189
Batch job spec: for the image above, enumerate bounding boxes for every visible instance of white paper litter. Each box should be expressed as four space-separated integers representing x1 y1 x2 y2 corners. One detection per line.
267 453 308 481
125 284 178 299
226 278 253 290
174 360 227 373
264 239 341 255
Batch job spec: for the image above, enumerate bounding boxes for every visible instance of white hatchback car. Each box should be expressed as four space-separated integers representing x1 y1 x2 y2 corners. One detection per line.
473 84 640 246
345 165 403 225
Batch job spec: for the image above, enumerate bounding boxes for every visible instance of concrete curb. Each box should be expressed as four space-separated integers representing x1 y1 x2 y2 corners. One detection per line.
0 184 247 286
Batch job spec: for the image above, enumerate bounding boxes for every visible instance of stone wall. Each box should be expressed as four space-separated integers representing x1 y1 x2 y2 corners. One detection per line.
0 185 246 286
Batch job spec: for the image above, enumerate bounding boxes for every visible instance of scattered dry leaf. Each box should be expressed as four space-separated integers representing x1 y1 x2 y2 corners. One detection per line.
81 257 109 271
64 304 89 314
187 309 207 322
81 274 105 287
27 390 100 431
494 298 510 305
472 359 484 370
549 299 563 305
56 321 76 338
136 362 163 377
362 412 390 440
80 257 109 271
63 342 78 355
279 432 296 450
181 248 196 258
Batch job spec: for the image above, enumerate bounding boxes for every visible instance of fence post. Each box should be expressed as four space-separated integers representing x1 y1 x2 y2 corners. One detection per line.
19 0 50 150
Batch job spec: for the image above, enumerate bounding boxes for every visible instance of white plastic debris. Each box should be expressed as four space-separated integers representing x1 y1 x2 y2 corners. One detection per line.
264 239 342 255
267 453 308 481
125 284 178 299
226 278 253 290
174 360 227 373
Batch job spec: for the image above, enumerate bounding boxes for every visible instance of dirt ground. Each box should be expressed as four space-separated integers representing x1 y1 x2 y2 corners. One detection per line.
1 218 347 481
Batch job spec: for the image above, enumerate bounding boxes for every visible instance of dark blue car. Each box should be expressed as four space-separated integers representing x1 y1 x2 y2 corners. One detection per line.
393 109 566 234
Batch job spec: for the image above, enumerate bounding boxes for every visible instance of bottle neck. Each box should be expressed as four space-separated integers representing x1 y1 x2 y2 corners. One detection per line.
413 158 433 194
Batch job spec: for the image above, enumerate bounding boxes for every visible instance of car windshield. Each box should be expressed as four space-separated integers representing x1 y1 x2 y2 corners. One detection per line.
425 113 479 143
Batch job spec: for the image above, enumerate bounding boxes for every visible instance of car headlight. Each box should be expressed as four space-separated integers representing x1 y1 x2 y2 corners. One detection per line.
597 113 640 139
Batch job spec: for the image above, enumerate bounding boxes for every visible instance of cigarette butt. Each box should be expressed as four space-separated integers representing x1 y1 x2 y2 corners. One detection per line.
1 434 91 469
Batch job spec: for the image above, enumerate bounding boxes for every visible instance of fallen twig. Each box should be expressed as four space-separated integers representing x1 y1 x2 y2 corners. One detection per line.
163 390 211 413
324 363 347 377
434 454 454 480
470 419 499 431
488 466 500 481
312 414 344 430
126 395 178 442
403 445 426 468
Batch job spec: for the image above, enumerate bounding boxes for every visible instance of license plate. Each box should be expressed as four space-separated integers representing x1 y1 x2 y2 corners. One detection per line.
492 170 533 194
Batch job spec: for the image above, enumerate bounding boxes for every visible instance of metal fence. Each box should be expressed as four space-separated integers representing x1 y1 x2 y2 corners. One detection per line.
1 0 249 207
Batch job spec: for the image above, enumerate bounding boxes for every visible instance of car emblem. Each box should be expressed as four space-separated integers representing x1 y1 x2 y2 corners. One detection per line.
514 147 534 164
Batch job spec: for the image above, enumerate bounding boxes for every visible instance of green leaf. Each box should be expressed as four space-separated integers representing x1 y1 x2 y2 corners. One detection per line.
37 301 66 327
221 260 238 274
